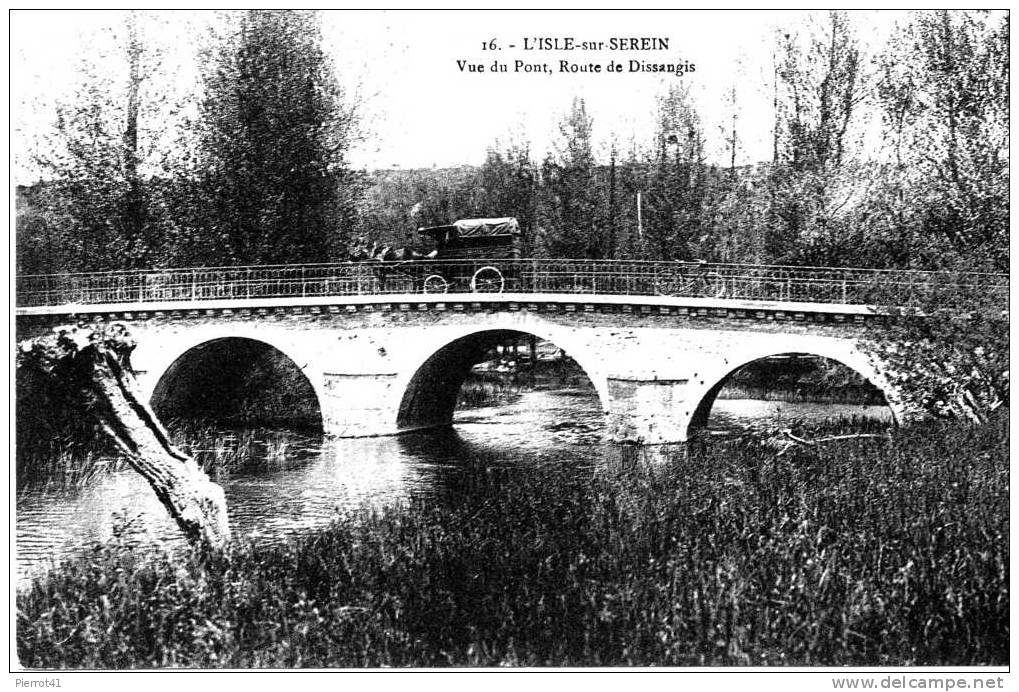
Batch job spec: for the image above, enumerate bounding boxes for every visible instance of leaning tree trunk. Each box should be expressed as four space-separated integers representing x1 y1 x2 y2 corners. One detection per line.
17 323 230 549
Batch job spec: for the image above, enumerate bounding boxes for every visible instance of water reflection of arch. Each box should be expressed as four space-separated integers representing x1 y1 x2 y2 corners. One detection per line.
226 435 420 533
394 321 609 433
685 342 900 431
148 333 324 429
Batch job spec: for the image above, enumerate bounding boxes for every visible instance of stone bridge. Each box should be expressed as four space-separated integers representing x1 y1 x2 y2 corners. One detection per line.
16 260 1008 443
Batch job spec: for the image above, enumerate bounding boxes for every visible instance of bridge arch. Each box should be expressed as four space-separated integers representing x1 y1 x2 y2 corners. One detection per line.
685 340 903 432
147 333 325 430
395 324 609 433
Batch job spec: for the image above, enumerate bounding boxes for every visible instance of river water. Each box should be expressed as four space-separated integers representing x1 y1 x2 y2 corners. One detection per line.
15 388 891 586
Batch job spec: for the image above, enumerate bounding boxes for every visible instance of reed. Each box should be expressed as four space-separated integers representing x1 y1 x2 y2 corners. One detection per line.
16 412 1008 668
17 422 313 489
16 445 126 491
456 376 522 409
716 383 886 405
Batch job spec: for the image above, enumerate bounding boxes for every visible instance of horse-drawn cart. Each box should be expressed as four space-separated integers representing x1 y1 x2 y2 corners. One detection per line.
416 217 522 293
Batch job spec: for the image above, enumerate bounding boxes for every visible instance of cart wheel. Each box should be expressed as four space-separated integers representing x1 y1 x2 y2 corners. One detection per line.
471 266 504 293
423 274 449 294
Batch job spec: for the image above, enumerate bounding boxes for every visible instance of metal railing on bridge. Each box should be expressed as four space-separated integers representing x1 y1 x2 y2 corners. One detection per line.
15 259 1010 313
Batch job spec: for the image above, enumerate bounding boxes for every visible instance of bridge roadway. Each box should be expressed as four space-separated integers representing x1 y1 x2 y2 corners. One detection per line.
15 261 1009 444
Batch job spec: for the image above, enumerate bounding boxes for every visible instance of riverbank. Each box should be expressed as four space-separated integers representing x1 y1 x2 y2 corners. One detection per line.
459 355 886 409
715 383 884 405
458 355 597 408
16 412 1008 667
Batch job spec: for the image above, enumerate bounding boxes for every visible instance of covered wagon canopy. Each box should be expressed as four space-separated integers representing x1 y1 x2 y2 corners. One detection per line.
418 217 521 244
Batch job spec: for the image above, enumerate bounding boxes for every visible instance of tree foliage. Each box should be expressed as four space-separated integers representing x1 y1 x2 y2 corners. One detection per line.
178 10 361 266
20 13 169 273
639 85 707 261
538 98 607 258
19 11 1006 276
870 282 1008 424
776 12 863 172
764 12 867 265
874 11 1008 271
476 140 539 255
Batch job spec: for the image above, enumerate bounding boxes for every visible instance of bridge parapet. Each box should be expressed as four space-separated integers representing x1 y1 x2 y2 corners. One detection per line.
15 259 1009 313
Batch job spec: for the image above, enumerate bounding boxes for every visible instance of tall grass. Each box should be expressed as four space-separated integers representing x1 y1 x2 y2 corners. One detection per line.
17 423 314 491
456 375 522 409
16 413 1008 668
457 356 596 409
15 444 127 492
168 422 319 480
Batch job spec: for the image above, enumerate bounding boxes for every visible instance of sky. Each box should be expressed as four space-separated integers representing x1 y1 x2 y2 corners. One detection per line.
10 9 912 182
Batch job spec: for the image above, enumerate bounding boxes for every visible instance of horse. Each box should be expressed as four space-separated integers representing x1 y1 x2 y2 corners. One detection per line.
346 239 438 291
367 242 437 262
